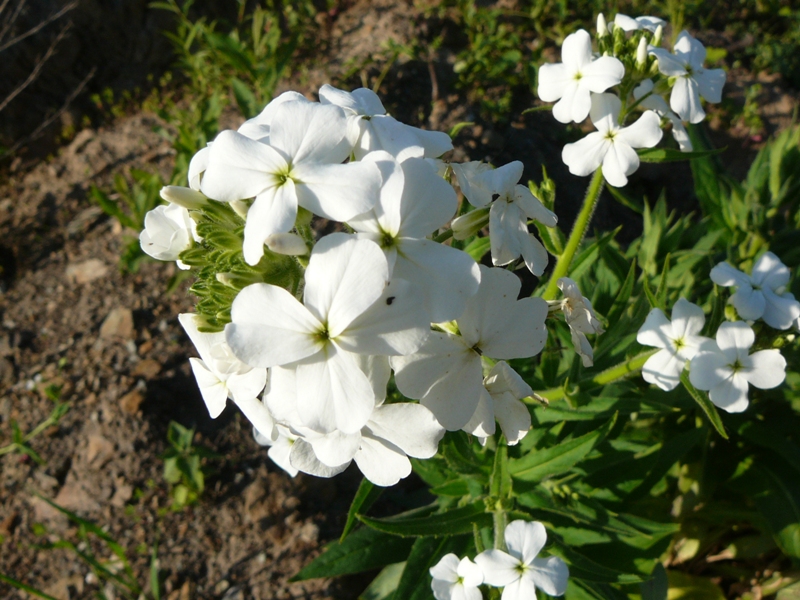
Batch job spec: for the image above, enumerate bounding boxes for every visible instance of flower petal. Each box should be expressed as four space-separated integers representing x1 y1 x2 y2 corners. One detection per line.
493 392 532 445
530 556 570 596
761 289 800 330
616 111 663 149
505 520 547 564
294 161 381 222
562 133 609 177
367 403 445 458
752 251 790 290
561 29 593 70
708 372 750 413
289 439 350 477
689 348 730 391
537 63 572 102
354 433 412 487
636 308 672 349
670 76 705 124
709 262 750 288
642 349 685 391
602 140 640 187
670 298 706 339
744 349 786 389
189 358 228 418
579 56 625 93
269 100 352 164
716 321 754 354
242 182 298 265
474 550 521 587
696 68 726 104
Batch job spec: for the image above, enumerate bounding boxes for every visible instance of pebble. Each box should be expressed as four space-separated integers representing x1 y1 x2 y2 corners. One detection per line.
65 259 108 284
99 307 134 340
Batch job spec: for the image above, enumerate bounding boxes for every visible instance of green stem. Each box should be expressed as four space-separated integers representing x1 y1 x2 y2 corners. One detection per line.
433 228 454 244
493 508 507 551
542 168 605 300
532 350 657 403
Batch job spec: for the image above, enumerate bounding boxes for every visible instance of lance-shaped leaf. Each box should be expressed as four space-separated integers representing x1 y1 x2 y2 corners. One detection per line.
359 501 492 537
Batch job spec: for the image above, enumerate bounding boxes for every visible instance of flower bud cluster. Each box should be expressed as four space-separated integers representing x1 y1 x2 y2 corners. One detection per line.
136 84 596 486
637 251 797 412
429 520 569 600
537 13 726 187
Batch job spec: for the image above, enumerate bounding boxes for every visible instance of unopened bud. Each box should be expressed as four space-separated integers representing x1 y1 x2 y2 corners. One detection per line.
230 200 249 219
451 207 490 240
265 233 308 256
653 24 663 47
596 13 607 38
160 186 208 210
636 36 648 68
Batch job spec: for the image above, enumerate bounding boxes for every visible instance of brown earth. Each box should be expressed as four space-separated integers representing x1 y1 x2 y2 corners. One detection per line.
0 1 797 599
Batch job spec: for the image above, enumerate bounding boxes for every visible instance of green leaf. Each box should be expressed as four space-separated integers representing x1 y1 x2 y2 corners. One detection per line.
738 421 800 478
637 147 725 163
640 563 668 600
680 372 728 439
0 573 60 599
359 502 492 537
509 414 617 482
448 121 474 138
359 563 405 600
342 478 382 541
551 543 643 583
666 571 726 600
464 236 491 262
642 276 658 310
292 527 415 581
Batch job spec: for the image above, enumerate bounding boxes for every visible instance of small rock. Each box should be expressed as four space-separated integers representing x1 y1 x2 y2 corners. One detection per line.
66 259 109 284
119 389 144 415
44 575 84 600
54 475 101 513
131 358 161 379
0 511 19 536
99 307 134 340
66 206 103 238
85 434 115 467
110 477 133 507
243 478 269 523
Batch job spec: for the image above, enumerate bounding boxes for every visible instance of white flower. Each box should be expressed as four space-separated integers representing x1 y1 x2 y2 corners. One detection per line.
319 84 453 160
178 314 270 433
263 365 444 486
429 554 483 600
537 29 625 124
612 13 665 32
139 204 198 269
254 424 299 477
225 234 429 434
649 31 726 124
634 80 692 151
392 266 548 430
475 521 569 600
200 100 381 264
237 91 310 142
710 252 800 330
463 361 533 446
348 152 481 323
557 277 604 367
451 161 557 276
689 321 786 413
636 298 712 391
562 93 662 187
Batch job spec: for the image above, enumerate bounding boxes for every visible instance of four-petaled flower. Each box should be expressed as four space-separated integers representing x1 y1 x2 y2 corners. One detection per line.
429 554 484 600
636 298 712 391
689 321 786 413
562 93 662 187
476 520 569 600
538 29 625 124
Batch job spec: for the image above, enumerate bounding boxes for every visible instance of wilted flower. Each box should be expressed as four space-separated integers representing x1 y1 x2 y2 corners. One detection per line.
557 277 604 367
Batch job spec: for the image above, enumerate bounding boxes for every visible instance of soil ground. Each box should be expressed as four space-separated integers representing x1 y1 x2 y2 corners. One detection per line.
0 1 797 598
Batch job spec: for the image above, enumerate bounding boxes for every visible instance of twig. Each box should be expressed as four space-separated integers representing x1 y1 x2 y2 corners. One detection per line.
6 66 96 155
0 1 76 53
0 22 70 114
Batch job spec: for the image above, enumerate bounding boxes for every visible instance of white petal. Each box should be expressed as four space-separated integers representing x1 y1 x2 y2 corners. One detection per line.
642 349 685 391
744 350 786 389
636 308 673 349
589 93 621 132
269 100 352 164
579 56 625 93
395 239 481 323
710 262 751 288
689 348 730 391
179 313 226 366
200 130 286 201
405 125 453 159
188 145 210 191
551 83 584 124
361 115 427 159
462 389 496 439
226 283 322 367
670 298 706 338
752 252 791 290
367 403 445 458
729 286 766 321
502 577 537 600
514 186 558 226
309 430 362 467
615 111 663 149
537 63 572 102
708 373 750 413
457 557 484 588
561 29 593 70
489 201 523 267
519 227 550 277
762 289 800 330
430 554 460 584
189 358 228 418
504 520 547 564
391 332 484 431
268 441 299 477
474 550 520 587
673 31 706 70
227 369 268 406
242 183 298 265
337 277 430 356
601 140 639 187
562 132 609 177
357 354 391 406
294 161 381 222
354 433 412 487
696 68 726 104
289 439 350 477
485 361 533 399
295 345 375 434
396 158 458 238
649 48 688 77
232 392 274 439
493 392 532 445
351 88 386 115
530 556 570 596
671 76 705 124
716 321 754 354
303 234 388 333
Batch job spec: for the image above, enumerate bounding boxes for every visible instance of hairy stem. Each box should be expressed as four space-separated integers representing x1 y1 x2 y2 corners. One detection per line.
542 168 605 300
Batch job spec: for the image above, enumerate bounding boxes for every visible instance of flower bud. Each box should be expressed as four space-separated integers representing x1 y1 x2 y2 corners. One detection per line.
451 207 490 240
265 233 308 256
636 36 648 68
596 13 607 38
230 200 249 219
160 186 207 210
139 204 196 266
652 24 663 47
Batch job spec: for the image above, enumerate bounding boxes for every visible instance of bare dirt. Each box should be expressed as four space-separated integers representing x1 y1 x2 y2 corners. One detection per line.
0 1 797 599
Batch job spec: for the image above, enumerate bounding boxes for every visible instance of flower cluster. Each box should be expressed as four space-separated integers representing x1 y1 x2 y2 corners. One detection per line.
136 83 608 486
537 13 726 186
429 520 569 600
637 252 793 412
